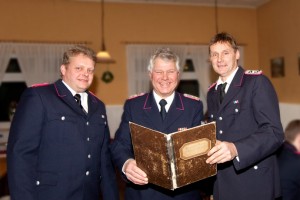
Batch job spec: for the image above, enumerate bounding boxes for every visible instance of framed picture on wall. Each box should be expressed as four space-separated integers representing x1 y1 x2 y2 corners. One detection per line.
271 57 285 78
298 54 300 75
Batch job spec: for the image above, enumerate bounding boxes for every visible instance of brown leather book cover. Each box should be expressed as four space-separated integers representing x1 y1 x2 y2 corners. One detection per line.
129 122 217 190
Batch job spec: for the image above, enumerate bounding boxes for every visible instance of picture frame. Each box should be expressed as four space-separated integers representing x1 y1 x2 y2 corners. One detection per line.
298 54 300 75
271 57 285 78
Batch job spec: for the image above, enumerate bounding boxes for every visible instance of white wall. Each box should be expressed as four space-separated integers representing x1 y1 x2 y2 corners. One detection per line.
279 103 300 130
106 105 123 139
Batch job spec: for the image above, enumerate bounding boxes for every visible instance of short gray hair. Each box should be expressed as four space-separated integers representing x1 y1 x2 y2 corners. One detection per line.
147 47 180 72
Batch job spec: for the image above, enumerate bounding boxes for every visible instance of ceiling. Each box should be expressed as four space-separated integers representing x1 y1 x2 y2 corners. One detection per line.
74 0 271 8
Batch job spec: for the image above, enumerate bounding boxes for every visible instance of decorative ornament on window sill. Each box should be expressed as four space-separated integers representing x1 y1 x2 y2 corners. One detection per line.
101 70 114 83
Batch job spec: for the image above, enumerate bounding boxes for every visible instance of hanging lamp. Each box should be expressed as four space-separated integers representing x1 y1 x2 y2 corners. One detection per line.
97 0 115 64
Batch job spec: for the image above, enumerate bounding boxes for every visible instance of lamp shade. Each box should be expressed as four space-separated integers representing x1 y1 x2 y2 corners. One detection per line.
96 0 115 64
97 50 115 64
183 59 195 72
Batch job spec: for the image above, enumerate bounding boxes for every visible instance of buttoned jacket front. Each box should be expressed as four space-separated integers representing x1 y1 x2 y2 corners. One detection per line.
7 79 119 200
207 67 284 200
111 91 204 200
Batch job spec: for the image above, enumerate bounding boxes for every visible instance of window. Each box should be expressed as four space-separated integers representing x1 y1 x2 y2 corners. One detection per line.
0 58 27 122
177 80 199 97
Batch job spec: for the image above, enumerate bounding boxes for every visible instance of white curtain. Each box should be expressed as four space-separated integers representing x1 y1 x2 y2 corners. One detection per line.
126 44 159 96
126 44 244 113
0 42 73 86
13 43 73 86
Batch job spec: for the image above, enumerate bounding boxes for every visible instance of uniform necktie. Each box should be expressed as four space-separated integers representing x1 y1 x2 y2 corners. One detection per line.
159 99 167 121
74 94 87 114
219 82 227 104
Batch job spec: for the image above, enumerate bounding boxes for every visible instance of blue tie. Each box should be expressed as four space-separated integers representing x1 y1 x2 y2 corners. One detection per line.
74 94 87 114
218 83 227 104
159 99 167 121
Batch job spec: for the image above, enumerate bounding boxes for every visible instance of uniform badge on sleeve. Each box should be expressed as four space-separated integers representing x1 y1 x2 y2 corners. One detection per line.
183 93 200 101
89 91 97 98
245 70 263 75
128 93 145 100
31 83 49 87
208 82 217 91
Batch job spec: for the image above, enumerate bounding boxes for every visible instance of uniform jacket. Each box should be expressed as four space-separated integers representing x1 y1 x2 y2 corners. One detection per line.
7 79 119 200
110 91 204 200
207 67 284 200
277 142 300 200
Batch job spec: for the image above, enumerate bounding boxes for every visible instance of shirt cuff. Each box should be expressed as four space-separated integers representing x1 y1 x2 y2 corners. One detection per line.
122 158 134 174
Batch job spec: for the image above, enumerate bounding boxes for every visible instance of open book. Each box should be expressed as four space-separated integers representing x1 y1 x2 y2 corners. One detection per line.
129 122 217 190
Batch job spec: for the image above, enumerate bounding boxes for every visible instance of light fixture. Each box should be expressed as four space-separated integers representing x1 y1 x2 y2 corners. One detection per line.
215 0 219 33
183 59 195 72
97 0 115 64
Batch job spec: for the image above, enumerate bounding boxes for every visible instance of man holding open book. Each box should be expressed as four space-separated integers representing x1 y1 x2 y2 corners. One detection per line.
110 47 205 200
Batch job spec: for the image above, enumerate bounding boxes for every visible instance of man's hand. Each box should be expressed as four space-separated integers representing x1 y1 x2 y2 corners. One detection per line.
124 159 148 185
206 140 238 164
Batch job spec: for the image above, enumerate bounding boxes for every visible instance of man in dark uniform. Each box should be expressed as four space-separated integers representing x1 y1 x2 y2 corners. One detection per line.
7 45 119 200
278 119 300 200
110 47 204 200
205 32 284 200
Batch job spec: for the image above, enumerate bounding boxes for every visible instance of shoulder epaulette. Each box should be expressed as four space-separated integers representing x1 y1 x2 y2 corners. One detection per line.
88 91 98 98
128 93 145 100
31 83 49 87
208 82 217 91
183 93 200 101
245 70 263 75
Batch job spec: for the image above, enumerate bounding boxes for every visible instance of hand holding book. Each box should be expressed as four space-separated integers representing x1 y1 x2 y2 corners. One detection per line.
123 159 148 185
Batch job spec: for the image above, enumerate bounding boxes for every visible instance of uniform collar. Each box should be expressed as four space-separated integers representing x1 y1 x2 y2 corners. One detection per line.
62 80 88 111
152 90 175 112
215 66 239 93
